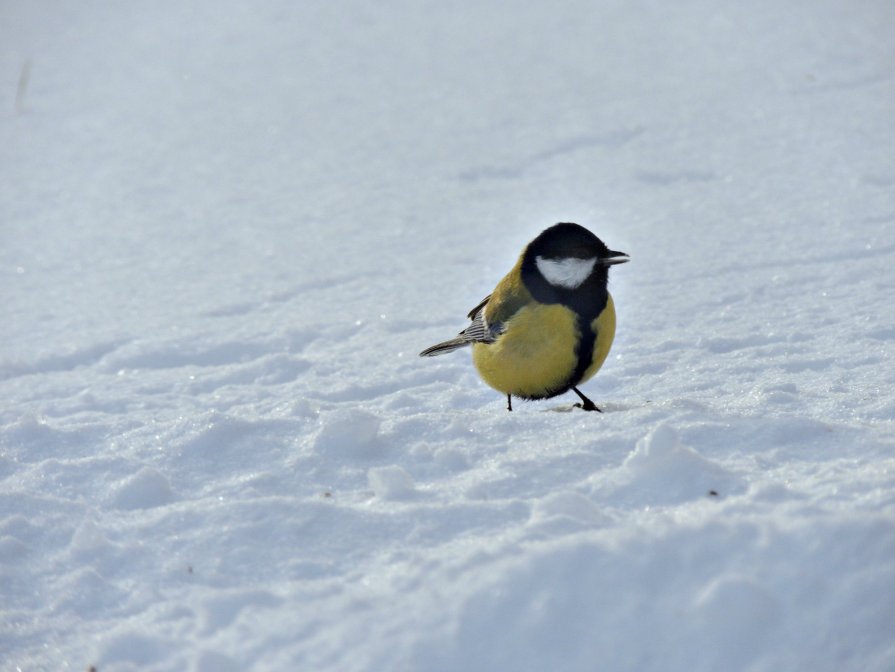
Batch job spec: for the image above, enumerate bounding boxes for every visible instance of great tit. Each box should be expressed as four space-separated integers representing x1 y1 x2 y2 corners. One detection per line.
420 222 628 411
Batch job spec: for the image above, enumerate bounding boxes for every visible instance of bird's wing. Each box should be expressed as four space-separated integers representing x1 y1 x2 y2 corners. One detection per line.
418 295 502 357
466 295 491 320
463 273 532 343
461 296 502 343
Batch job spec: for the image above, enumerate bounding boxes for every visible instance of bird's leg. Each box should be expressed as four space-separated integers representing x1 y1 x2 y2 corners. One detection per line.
572 387 602 412
507 394 513 412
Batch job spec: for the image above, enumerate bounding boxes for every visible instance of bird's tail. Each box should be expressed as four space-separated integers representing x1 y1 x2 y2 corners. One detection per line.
419 336 472 357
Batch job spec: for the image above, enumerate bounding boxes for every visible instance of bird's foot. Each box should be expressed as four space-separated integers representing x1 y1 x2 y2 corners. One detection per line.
571 387 602 412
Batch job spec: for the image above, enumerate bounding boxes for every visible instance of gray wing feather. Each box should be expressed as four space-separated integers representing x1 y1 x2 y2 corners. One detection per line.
419 297 503 357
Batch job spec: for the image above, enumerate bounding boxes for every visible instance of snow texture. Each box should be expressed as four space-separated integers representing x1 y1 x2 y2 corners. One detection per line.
2 0 895 670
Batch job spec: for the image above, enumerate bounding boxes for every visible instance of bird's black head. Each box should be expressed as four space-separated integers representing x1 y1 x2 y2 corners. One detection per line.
529 222 612 260
522 223 628 298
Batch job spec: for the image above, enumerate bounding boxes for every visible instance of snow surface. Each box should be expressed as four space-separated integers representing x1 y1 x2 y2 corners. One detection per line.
2 0 895 670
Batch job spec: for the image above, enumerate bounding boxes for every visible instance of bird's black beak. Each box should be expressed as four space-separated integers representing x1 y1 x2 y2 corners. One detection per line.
600 250 630 266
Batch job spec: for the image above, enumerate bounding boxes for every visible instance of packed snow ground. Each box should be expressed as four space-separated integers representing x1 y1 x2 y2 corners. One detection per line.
2 0 895 670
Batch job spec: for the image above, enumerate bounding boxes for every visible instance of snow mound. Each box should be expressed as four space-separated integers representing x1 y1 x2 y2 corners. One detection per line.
69 519 113 556
599 424 745 506
691 574 779 656
407 514 895 672
529 491 610 531
314 409 382 458
111 467 175 510
200 588 283 634
369 465 417 500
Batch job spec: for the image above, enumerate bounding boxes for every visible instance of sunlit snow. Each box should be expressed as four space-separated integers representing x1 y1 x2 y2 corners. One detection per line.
2 0 894 670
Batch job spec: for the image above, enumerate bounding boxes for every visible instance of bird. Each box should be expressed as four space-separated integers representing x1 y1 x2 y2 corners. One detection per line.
419 222 629 412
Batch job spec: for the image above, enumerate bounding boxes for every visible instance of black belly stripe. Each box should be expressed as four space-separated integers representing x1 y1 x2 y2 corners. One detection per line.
569 315 596 388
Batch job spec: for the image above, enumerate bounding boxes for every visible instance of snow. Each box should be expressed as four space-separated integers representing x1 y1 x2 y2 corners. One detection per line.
368 465 417 501
2 0 895 670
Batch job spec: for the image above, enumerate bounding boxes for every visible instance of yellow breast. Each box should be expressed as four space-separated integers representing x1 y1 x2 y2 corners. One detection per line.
471 294 617 400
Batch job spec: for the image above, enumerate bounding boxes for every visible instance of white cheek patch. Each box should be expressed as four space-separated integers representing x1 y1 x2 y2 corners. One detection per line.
535 255 598 289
